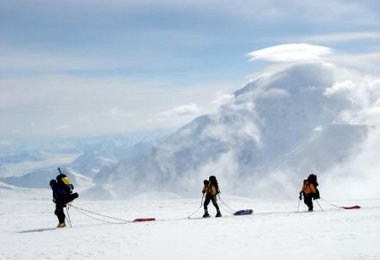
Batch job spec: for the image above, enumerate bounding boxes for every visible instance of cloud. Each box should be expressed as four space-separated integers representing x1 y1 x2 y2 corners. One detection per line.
2 0 379 141
248 43 333 63
286 32 380 44
211 92 235 107
0 140 12 146
324 126 380 199
55 125 70 131
326 76 380 125
159 103 201 117
332 52 380 76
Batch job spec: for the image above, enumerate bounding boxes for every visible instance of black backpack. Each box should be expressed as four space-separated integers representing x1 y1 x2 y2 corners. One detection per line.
307 174 320 199
56 168 79 203
307 174 318 187
209 175 220 194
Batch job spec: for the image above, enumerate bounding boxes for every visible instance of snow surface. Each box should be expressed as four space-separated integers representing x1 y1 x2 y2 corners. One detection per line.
1 191 379 260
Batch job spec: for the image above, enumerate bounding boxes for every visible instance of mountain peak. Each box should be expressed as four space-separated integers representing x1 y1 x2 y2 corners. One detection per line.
88 62 370 199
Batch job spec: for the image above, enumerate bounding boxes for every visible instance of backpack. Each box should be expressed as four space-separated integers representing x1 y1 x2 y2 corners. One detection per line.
306 174 320 199
56 173 74 194
209 175 220 195
50 179 69 204
307 174 318 187
55 168 79 203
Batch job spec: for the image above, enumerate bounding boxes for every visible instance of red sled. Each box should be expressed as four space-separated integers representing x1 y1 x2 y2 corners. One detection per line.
133 218 156 222
341 205 361 210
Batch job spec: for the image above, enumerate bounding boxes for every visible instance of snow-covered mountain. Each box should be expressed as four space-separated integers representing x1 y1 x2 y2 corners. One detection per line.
93 62 378 199
0 132 170 196
70 131 171 177
3 62 379 201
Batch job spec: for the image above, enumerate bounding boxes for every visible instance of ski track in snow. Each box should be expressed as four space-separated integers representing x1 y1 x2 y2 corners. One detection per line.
0 197 379 260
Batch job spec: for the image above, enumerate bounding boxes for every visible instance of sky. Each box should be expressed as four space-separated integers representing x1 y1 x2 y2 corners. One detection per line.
1 0 379 142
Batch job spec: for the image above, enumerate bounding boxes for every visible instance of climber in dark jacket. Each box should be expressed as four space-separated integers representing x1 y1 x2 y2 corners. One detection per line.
50 179 68 227
50 169 79 228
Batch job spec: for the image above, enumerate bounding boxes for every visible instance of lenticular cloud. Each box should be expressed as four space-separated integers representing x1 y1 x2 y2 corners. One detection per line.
248 43 332 62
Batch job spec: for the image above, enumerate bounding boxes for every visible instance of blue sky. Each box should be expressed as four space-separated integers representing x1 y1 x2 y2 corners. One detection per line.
1 0 379 141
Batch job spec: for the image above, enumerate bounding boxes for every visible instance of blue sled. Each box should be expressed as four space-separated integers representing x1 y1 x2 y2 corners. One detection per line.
233 209 253 216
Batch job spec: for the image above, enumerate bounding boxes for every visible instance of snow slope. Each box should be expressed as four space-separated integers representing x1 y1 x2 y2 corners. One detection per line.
0 195 379 260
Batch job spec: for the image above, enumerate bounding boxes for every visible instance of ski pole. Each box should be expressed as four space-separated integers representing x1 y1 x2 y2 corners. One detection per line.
316 199 324 211
65 205 72 227
297 199 300 212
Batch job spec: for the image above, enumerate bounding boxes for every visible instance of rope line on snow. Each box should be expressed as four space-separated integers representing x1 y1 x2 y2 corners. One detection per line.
72 205 123 224
68 203 132 224
320 198 343 209
186 195 204 218
68 197 361 225
217 195 235 214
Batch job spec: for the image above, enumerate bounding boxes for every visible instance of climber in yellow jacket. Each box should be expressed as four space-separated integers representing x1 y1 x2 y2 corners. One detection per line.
202 176 221 218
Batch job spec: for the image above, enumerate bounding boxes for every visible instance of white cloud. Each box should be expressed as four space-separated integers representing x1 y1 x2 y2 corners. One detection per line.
324 72 380 126
248 43 333 63
211 92 235 107
55 125 70 131
287 32 380 44
159 103 201 117
102 106 124 118
332 52 380 76
258 88 290 99
0 140 12 146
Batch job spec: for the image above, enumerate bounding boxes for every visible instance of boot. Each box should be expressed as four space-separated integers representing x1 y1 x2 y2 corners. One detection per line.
215 210 222 217
202 209 210 218
57 222 66 228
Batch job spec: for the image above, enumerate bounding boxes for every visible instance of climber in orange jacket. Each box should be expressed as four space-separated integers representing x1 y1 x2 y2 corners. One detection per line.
299 174 320 211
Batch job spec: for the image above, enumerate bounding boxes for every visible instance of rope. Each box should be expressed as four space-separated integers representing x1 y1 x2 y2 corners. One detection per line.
217 195 235 214
186 195 204 218
73 206 123 224
320 198 342 209
68 203 132 224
